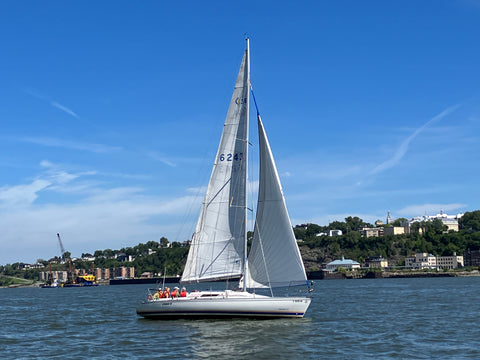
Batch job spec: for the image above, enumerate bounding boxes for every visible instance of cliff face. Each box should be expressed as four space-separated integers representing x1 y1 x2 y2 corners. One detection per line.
299 246 332 272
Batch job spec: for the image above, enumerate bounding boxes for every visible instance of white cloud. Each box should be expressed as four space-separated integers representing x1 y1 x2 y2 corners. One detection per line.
396 203 467 218
50 101 78 118
0 179 51 207
0 162 202 265
370 104 461 175
19 136 122 153
23 87 79 118
146 151 177 167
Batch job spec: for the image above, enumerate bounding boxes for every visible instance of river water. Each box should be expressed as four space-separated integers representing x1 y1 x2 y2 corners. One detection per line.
1 277 479 359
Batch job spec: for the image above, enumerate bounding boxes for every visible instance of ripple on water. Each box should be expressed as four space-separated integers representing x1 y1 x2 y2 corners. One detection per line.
1 278 480 359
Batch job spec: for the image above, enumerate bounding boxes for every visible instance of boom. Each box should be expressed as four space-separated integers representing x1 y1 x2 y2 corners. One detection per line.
57 233 66 256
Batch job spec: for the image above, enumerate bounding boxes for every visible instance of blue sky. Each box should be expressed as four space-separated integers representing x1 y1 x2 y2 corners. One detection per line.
1 1 479 265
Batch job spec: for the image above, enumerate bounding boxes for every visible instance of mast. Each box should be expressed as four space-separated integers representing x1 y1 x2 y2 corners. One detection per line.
242 37 250 291
181 39 250 284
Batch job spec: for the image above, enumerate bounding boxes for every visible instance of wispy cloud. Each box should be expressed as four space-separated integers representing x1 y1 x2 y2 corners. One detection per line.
370 104 461 175
0 179 52 207
146 151 176 167
50 101 78 118
24 87 79 118
0 162 202 264
19 136 122 153
397 203 467 217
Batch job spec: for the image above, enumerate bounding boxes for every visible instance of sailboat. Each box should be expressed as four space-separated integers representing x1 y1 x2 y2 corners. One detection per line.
136 39 312 319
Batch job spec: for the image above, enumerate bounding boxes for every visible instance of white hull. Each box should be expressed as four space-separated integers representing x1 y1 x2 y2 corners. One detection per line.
136 290 311 319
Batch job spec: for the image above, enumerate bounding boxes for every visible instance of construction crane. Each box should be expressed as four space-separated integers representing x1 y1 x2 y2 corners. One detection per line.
57 233 66 257
57 233 74 284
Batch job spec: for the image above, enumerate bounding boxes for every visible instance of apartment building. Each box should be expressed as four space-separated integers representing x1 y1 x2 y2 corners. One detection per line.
405 252 464 270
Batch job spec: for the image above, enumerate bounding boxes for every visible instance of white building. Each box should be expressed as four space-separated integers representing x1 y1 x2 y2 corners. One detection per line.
325 257 360 272
408 211 463 233
405 253 437 269
405 253 464 270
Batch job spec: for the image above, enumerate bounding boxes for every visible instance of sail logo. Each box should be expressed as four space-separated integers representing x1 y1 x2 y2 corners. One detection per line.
235 97 247 105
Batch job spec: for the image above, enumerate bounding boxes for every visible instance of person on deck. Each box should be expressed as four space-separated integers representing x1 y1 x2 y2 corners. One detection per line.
162 287 170 298
171 287 179 298
180 287 187 297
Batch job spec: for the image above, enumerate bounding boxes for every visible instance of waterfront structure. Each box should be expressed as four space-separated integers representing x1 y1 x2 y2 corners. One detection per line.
325 257 360 272
94 268 110 280
405 253 437 269
405 253 464 270
113 266 135 279
464 249 480 267
38 270 68 282
39 266 134 282
365 256 388 269
436 253 464 269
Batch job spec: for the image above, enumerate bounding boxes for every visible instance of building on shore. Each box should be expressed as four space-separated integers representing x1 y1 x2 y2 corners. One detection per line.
464 249 480 267
39 266 135 282
38 271 68 282
405 253 464 270
325 257 360 273
365 256 389 269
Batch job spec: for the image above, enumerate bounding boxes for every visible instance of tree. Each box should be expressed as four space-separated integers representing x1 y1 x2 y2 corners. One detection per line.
345 216 371 231
459 211 480 232
103 249 114 258
160 237 170 248
305 223 325 237
328 221 347 234
391 218 408 227
430 218 447 234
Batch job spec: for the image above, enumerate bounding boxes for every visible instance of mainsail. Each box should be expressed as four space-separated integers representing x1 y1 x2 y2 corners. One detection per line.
181 43 250 283
243 115 308 288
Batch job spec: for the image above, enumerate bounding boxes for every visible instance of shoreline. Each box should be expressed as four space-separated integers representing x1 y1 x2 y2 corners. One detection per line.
307 270 480 280
3 270 480 289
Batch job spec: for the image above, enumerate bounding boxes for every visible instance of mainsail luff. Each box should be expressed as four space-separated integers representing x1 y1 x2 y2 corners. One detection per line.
181 42 250 284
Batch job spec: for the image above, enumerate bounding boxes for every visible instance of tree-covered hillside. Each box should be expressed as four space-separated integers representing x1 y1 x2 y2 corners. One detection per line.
297 210 480 271
2 211 479 281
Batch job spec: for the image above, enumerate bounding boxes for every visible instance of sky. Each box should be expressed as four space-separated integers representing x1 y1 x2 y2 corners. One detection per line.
1 1 479 265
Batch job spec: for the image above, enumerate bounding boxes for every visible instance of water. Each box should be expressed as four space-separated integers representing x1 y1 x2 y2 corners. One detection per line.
1 277 479 359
